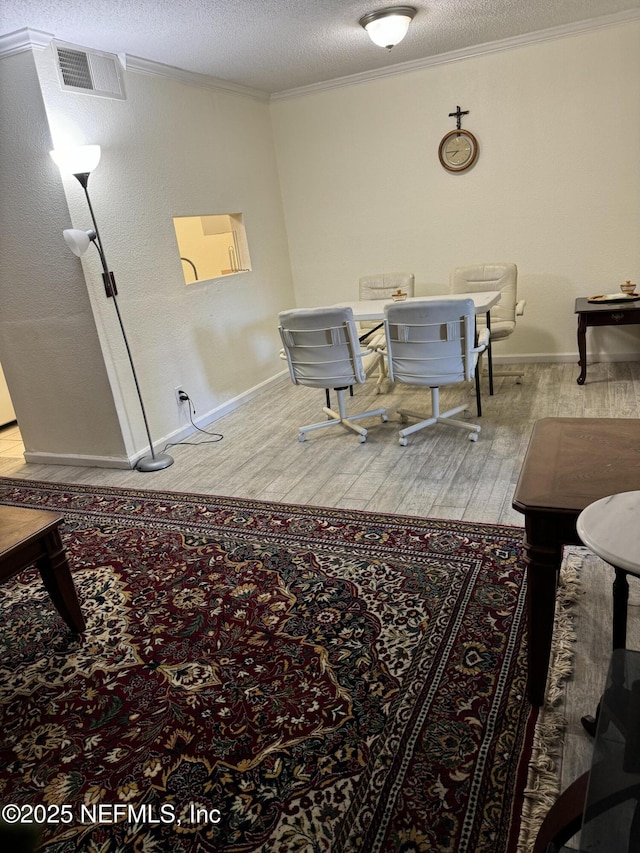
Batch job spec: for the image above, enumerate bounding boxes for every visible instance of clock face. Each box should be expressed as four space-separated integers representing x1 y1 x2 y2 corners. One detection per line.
438 129 479 172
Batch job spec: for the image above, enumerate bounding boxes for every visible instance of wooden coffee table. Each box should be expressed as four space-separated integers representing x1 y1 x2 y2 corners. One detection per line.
512 418 640 706
0 505 85 633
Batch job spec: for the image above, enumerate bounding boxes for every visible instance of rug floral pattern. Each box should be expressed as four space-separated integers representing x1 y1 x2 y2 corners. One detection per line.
0 479 531 852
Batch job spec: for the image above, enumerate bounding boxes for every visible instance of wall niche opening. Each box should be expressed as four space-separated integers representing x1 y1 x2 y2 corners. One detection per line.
173 213 252 284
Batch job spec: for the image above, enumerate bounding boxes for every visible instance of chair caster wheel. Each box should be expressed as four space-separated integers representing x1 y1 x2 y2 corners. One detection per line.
298 433 306 442
359 434 366 443
468 432 478 442
399 437 408 446
515 377 522 385
381 414 388 423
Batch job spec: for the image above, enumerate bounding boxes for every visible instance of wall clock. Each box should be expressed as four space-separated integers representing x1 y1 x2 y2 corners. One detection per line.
438 129 479 172
438 106 478 172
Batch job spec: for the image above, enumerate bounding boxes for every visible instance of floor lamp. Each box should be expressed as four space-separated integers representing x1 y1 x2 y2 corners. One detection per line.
50 144 174 472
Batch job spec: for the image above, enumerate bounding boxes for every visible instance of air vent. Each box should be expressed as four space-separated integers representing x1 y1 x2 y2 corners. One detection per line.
53 40 125 99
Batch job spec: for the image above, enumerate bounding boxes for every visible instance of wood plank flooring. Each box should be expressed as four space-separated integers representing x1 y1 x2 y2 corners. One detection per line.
6 360 637 520
1 359 639 847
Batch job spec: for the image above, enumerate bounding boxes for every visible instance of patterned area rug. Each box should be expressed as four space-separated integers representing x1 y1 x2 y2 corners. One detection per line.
0 478 535 853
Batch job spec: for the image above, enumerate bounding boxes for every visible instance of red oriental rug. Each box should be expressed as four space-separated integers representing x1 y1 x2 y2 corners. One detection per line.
0 478 535 853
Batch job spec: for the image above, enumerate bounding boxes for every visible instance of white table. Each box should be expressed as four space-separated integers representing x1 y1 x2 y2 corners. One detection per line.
577 490 640 650
336 291 501 394
576 490 640 746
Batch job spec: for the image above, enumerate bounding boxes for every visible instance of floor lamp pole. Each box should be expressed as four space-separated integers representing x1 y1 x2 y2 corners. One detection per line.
74 173 174 472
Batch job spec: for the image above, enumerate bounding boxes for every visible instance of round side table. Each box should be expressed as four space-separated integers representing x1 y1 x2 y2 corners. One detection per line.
577 490 640 736
577 490 640 649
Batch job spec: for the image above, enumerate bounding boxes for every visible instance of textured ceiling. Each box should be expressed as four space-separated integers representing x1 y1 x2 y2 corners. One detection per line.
1 0 639 94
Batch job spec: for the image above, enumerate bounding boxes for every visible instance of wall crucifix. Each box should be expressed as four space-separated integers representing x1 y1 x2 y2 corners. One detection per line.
448 105 469 130
438 106 479 172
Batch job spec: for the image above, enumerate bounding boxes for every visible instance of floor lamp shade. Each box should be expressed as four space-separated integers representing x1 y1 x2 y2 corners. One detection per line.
50 144 101 176
63 228 95 257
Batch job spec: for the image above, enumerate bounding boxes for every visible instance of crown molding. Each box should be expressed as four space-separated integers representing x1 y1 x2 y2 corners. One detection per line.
2 10 638 101
0 27 53 58
271 9 640 101
122 54 269 101
0 28 268 101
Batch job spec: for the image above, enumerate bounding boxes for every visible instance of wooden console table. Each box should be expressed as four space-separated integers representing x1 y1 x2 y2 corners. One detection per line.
575 297 640 385
512 418 640 706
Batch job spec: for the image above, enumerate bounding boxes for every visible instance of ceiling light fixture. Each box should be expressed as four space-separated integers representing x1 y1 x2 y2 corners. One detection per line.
359 6 417 50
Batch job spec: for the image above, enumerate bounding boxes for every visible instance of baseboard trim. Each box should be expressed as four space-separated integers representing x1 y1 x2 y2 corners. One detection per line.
161 371 289 448
19 357 639 469
23 451 134 469
22 373 290 470
493 352 640 364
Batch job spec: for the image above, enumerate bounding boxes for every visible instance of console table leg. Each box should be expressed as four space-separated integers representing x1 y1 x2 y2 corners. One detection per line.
577 313 588 385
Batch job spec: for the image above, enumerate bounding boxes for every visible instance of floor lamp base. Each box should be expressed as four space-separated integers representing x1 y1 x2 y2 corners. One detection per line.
135 452 174 472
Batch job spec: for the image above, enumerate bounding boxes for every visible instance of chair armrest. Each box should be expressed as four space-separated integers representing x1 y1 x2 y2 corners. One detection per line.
366 332 386 351
515 299 526 316
358 321 385 345
473 328 491 353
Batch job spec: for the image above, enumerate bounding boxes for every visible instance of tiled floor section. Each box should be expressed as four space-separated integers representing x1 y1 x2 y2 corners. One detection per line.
0 422 24 459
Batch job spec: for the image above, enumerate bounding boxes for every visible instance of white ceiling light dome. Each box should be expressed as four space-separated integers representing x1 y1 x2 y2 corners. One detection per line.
359 6 417 50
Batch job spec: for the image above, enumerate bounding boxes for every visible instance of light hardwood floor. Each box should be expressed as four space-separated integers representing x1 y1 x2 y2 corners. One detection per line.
3 360 639 520
1 359 639 846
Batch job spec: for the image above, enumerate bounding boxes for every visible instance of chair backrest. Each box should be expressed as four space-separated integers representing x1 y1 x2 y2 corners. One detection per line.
279 306 366 390
450 263 518 327
359 272 416 301
384 299 476 387
359 273 415 332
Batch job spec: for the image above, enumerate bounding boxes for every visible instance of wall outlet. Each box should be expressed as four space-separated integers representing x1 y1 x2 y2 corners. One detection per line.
174 386 188 407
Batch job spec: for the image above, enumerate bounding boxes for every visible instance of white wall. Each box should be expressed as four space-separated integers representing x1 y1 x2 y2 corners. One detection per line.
0 43 295 466
0 49 127 463
38 51 295 456
1 21 639 469
271 21 640 362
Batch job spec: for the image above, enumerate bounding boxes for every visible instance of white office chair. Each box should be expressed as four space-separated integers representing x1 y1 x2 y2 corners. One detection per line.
358 272 415 390
279 306 388 443
450 263 525 384
384 299 490 445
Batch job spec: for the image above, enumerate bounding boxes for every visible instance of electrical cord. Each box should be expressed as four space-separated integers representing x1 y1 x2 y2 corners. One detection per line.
162 392 224 452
